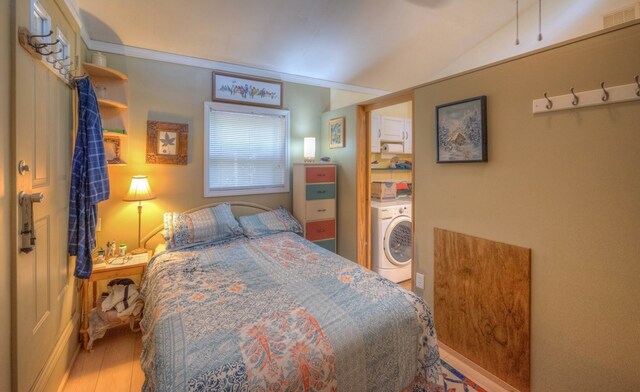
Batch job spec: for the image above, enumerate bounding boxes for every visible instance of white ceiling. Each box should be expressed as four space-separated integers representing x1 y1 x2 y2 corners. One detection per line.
74 0 615 93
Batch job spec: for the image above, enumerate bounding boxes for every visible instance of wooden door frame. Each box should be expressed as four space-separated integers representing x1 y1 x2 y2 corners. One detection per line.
355 91 414 271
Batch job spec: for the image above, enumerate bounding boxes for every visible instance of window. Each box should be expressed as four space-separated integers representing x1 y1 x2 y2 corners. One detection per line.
31 1 51 39
204 102 290 197
55 29 70 71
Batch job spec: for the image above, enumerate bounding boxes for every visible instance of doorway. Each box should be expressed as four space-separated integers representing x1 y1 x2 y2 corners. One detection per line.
355 92 414 289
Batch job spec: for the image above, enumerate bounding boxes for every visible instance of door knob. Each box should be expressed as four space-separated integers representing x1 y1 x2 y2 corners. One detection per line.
20 192 44 204
18 160 30 175
19 191 44 253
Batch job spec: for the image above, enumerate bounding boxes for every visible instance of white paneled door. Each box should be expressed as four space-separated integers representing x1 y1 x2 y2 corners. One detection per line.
13 1 75 390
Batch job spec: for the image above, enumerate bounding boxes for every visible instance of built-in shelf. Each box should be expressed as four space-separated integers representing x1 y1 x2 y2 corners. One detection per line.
371 168 412 171
83 62 128 80
103 131 128 138
85 60 129 165
98 98 127 109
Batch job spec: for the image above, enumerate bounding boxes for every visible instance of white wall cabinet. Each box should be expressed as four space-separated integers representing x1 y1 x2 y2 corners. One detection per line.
380 116 405 142
371 114 381 153
403 119 412 153
370 115 412 153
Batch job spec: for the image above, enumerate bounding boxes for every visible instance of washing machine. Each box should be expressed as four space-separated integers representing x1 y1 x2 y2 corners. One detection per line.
371 200 412 283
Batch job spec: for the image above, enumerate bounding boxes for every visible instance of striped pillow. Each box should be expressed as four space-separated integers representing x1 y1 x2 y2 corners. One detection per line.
237 207 303 238
163 203 243 249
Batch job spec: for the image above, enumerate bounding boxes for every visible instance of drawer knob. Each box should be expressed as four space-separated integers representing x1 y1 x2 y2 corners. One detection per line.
318 190 326 194
317 228 326 233
317 209 326 212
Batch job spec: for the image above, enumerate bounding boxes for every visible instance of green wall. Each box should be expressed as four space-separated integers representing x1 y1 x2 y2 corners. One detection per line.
320 106 358 261
94 52 330 249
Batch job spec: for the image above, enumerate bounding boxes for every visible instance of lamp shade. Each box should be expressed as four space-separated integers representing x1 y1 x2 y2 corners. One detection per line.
303 137 316 162
123 175 156 202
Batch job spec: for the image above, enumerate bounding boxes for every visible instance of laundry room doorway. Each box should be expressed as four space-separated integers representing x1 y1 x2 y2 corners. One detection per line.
355 92 414 290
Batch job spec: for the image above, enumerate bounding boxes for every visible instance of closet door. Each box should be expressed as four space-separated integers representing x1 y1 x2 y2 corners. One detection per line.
13 2 76 390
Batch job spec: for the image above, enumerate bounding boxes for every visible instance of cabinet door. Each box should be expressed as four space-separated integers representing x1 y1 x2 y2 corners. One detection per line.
380 116 405 142
403 119 412 153
371 114 381 153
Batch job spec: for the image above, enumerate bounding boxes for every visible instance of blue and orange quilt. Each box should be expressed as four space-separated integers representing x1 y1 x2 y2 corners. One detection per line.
140 232 443 391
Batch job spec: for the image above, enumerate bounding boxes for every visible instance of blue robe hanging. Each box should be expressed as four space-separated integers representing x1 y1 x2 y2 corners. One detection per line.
68 77 110 278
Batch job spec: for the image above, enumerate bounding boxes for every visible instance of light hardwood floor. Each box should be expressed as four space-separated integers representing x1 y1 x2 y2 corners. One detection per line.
63 326 144 392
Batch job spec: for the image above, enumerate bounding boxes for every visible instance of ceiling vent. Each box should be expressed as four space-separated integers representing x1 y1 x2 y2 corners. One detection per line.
603 3 640 28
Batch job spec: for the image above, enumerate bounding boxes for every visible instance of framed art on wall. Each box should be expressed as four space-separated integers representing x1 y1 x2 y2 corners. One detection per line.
146 121 189 165
436 96 487 163
212 71 283 109
329 117 345 148
103 136 124 164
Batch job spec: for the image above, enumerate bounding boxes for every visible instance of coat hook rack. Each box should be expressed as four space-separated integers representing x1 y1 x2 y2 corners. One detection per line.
533 77 640 114
17 26 77 88
600 82 609 102
543 92 552 109
570 88 579 106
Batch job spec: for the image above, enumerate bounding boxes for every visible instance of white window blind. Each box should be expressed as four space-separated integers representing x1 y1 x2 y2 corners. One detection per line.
204 102 290 197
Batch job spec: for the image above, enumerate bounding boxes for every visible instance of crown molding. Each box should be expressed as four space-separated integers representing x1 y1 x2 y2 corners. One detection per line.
84 39 388 96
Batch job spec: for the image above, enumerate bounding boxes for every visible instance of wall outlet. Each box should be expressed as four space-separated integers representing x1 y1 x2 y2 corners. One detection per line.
415 273 424 289
96 218 102 232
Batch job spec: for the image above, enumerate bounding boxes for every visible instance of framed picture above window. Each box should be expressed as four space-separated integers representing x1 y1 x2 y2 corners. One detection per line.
146 121 189 165
204 102 290 197
212 71 283 109
329 117 345 149
435 96 487 163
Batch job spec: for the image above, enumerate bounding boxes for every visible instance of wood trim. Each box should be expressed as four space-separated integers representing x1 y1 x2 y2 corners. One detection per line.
356 91 414 271
32 312 80 392
355 105 369 269
362 91 414 112
57 344 81 392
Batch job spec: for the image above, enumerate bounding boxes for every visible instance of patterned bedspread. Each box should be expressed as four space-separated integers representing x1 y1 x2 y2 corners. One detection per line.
140 232 443 391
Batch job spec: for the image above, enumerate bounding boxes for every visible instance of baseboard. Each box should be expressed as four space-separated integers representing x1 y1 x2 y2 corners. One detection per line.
31 311 80 392
439 342 519 392
57 342 80 392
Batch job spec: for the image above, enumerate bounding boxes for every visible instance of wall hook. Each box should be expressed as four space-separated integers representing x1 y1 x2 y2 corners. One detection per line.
600 82 609 102
570 88 579 106
635 75 640 97
544 92 553 109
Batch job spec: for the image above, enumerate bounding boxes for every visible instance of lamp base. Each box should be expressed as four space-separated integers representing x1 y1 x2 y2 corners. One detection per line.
130 248 148 255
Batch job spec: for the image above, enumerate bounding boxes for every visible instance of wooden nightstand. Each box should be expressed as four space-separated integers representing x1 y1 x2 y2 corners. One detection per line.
80 250 152 350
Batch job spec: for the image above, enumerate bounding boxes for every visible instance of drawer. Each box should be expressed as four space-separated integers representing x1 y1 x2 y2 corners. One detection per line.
306 166 335 183
313 239 336 252
305 199 335 221
306 220 336 241
306 184 335 200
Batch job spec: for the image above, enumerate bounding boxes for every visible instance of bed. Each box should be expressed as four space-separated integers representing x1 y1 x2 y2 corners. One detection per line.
139 202 444 391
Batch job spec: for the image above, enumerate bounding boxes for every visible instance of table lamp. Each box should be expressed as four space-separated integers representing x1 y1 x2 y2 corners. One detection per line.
123 175 156 254
304 137 316 163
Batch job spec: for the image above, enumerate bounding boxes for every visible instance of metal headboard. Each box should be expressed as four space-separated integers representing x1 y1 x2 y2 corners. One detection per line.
140 201 273 250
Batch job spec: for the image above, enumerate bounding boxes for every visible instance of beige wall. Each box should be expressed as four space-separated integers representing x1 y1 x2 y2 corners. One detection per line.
319 107 358 261
330 88 377 111
95 53 330 249
414 24 640 391
1 0 11 389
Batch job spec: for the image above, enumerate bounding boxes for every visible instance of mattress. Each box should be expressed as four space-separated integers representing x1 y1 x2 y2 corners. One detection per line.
140 232 443 391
